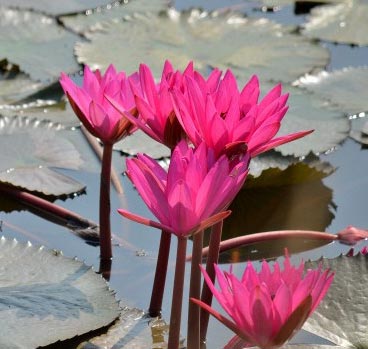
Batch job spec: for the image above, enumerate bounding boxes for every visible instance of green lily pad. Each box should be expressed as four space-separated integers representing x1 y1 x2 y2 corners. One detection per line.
247 81 350 157
296 67 368 116
302 0 368 46
220 163 335 248
304 253 368 348
0 237 120 349
0 7 81 82
78 307 170 349
1 99 81 129
349 114 368 145
0 72 43 105
114 130 171 159
0 0 111 16
61 0 170 35
0 115 87 196
75 9 329 83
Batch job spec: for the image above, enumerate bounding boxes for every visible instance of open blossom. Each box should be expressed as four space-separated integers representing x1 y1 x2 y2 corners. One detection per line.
60 64 137 144
171 70 313 158
192 254 334 349
109 60 223 149
118 140 250 237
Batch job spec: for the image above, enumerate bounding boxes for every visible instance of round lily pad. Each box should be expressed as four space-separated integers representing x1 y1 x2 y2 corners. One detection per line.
61 0 171 35
0 0 111 16
0 237 120 349
302 0 368 46
296 67 368 115
0 7 81 82
304 253 368 348
0 115 86 196
78 308 169 349
75 9 329 83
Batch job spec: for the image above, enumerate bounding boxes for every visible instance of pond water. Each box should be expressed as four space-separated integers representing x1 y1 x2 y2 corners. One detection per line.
1 0 368 348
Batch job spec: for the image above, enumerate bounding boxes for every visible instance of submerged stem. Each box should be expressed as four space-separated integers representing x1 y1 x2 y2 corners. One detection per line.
168 237 188 349
149 230 172 317
200 220 223 344
99 143 113 260
187 230 204 349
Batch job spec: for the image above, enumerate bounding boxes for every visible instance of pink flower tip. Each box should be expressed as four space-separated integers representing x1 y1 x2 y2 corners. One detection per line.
337 225 368 245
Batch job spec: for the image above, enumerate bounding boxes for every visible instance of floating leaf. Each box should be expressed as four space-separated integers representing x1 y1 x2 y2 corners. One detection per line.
303 253 368 348
114 130 170 158
61 0 170 35
248 81 350 157
1 100 81 129
75 9 329 83
0 237 120 349
0 7 81 82
78 307 170 349
0 72 43 105
0 115 86 196
0 0 111 16
296 67 368 115
220 163 335 247
302 0 368 46
349 114 368 145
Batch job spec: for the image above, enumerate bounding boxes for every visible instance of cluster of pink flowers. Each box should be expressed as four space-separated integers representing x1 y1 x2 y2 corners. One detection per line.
60 61 333 349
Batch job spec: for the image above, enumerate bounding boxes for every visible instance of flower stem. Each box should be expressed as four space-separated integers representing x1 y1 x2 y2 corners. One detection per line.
168 237 187 349
99 143 113 260
149 230 172 317
187 230 204 349
200 220 223 344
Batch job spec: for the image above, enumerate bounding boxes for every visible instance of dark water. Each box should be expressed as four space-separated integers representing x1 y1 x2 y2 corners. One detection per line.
1 0 368 348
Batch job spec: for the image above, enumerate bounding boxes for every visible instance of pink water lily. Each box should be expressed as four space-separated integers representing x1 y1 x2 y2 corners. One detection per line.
60 64 137 144
118 140 250 237
192 254 334 349
172 70 313 158
108 60 223 149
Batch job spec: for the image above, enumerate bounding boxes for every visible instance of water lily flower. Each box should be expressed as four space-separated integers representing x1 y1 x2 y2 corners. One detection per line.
192 254 334 349
60 64 137 145
337 225 368 245
108 60 223 149
118 140 250 237
171 70 313 158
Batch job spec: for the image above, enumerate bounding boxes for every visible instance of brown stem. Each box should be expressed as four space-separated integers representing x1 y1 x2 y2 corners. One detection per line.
200 220 223 344
99 143 113 260
187 230 204 349
149 230 172 317
168 237 187 349
81 125 124 194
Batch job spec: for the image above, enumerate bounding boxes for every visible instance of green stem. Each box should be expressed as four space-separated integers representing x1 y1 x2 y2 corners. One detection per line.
99 143 113 260
200 220 223 344
187 230 204 349
168 237 187 349
149 230 172 317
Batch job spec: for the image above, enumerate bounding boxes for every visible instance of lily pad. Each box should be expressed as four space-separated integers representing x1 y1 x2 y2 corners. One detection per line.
0 115 87 196
0 72 43 105
114 130 171 159
248 81 350 157
61 0 171 35
0 0 111 16
220 163 335 248
1 99 81 129
296 67 368 116
303 253 368 348
302 0 368 46
75 9 329 83
0 7 81 82
0 237 120 349
78 307 170 349
349 113 368 145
